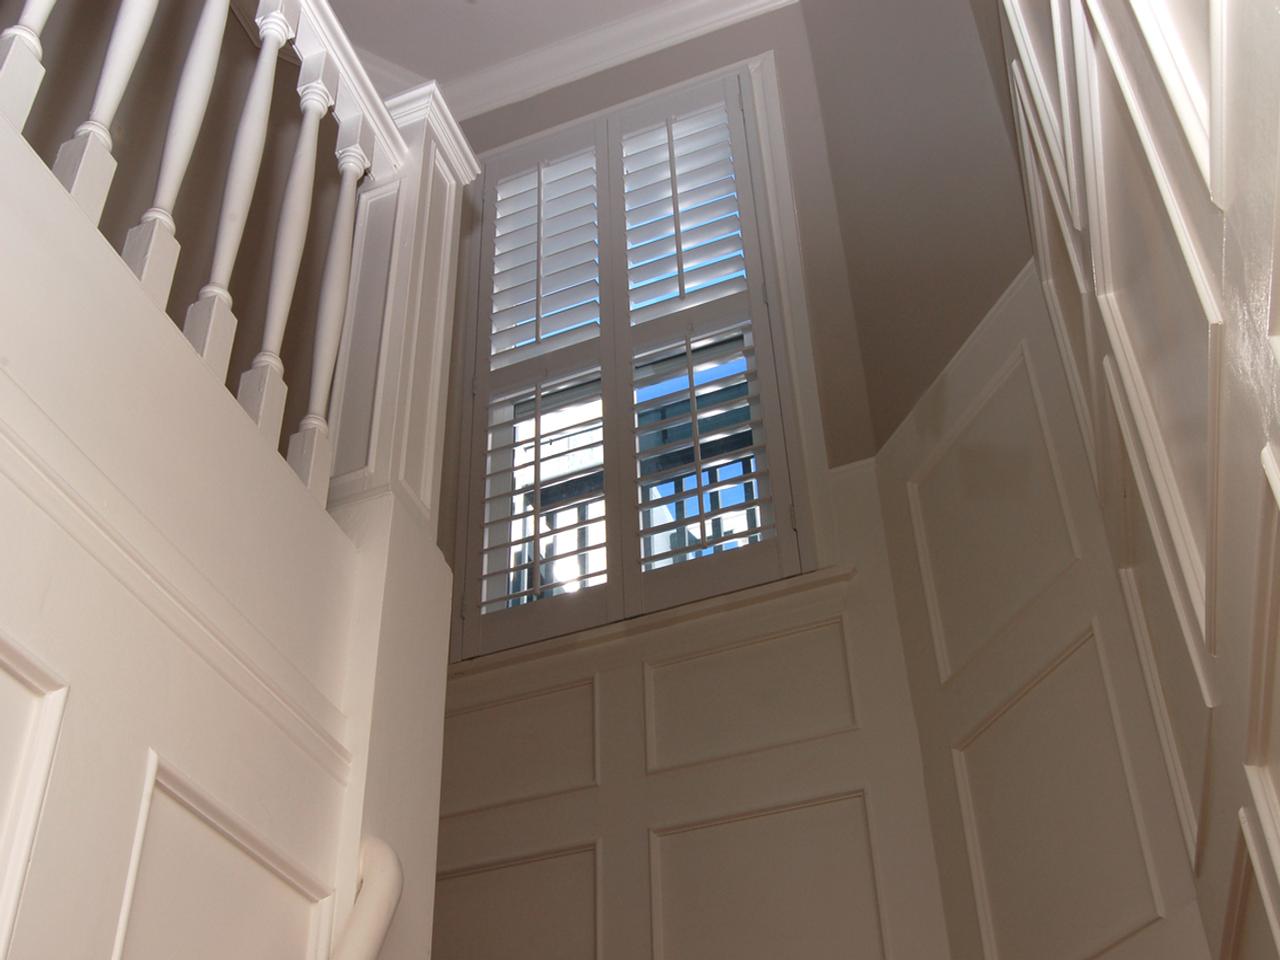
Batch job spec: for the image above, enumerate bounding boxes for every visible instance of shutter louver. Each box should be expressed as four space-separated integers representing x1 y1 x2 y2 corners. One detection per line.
481 368 608 612
490 148 601 369
632 322 776 571
622 102 748 325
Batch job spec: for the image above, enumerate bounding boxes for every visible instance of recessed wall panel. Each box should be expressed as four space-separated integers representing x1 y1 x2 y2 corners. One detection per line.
119 788 318 960
646 620 855 771
955 637 1158 960
652 795 884 960
1091 38 1210 562
909 351 1078 678
434 847 596 960
442 680 596 816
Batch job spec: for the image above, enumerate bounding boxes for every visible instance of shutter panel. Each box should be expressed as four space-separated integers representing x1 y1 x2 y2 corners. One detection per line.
632 322 777 571
621 102 749 325
489 147 602 369
480 367 609 613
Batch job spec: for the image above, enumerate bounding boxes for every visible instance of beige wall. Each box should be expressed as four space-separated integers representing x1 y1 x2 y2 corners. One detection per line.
0 0 342 452
801 0 1031 448
458 5 876 466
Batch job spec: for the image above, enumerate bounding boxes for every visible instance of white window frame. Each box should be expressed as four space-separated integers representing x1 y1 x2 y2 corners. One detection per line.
450 56 827 661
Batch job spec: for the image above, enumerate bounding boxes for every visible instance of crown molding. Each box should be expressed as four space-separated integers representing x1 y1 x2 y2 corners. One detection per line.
439 0 800 120
387 82 481 183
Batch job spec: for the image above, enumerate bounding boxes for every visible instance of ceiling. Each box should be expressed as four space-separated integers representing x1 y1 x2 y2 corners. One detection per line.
333 0 1030 456
329 0 683 94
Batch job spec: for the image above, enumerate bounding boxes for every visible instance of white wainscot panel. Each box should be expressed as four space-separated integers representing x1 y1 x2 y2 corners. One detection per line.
651 794 885 960
433 846 597 959
441 679 597 816
0 638 65 955
953 635 1160 960
645 619 856 771
1119 429 1211 861
117 763 330 960
908 347 1080 681
1223 810 1280 960
1085 21 1213 610
1246 447 1280 879
1003 0 1084 224
1013 69 1097 477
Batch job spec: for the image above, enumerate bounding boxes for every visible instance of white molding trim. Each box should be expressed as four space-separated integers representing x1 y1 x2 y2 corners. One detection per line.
1222 808 1280 959
1117 567 1205 865
111 751 334 960
385 81 481 182
0 633 66 959
437 0 799 120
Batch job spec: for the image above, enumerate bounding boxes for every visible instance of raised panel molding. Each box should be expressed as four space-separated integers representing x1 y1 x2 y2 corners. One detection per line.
1014 78 1099 484
644 618 856 772
1119 566 1211 864
908 343 1081 682
113 753 332 960
1080 7 1222 644
0 634 66 957
1002 0 1085 226
441 679 598 817
434 844 599 959
649 794 886 960
1222 809 1280 960
953 633 1161 960
1118 0 1224 199
1245 446 1280 892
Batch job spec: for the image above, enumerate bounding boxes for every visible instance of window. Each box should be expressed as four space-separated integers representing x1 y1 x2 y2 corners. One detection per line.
455 70 803 657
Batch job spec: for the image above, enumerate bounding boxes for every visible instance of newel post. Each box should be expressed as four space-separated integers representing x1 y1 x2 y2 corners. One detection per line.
237 50 338 447
0 0 58 130
184 0 299 381
123 0 230 308
51 0 160 224
287 108 373 503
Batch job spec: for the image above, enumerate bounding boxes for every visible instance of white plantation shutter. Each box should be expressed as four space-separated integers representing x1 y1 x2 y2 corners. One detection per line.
459 72 801 657
621 102 749 325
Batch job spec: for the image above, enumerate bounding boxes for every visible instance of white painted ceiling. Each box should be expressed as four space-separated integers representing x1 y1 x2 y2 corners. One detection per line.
330 0 682 93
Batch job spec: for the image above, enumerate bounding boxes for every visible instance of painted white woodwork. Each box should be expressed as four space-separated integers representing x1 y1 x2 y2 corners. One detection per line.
287 113 373 502
123 0 230 308
0 636 64 957
330 837 403 960
238 51 337 446
652 794 884 959
1077 2 1218 639
329 84 479 526
184 0 299 381
435 846 598 959
432 465 950 959
0 0 57 131
49 0 159 225
1222 810 1280 960
0 44 478 950
878 265 1209 959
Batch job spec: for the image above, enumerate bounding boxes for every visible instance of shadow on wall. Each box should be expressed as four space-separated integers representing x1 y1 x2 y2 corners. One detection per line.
0 0 342 455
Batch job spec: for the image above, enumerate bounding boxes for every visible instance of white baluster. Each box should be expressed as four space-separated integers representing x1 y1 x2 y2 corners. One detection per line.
51 0 159 224
238 51 337 447
184 0 299 381
123 0 228 308
0 0 58 131
287 112 373 503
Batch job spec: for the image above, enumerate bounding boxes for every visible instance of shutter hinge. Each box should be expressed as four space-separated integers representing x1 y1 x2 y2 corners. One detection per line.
788 502 798 532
